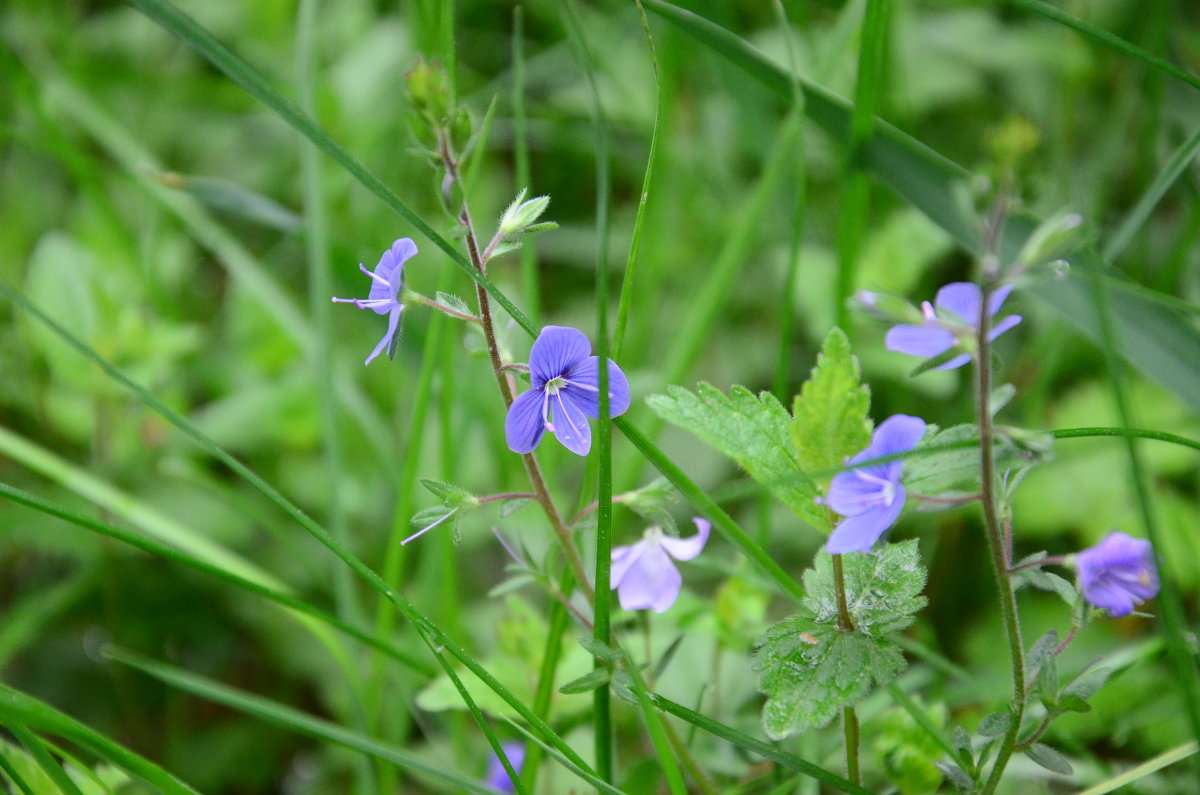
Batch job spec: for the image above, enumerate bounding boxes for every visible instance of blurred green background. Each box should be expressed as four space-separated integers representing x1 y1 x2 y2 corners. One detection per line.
1 0 1198 792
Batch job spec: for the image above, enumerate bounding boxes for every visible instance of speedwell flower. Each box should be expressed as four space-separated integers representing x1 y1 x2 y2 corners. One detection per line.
331 238 416 366
504 325 630 456
611 518 711 613
483 742 525 794
1076 531 1160 617
885 282 1021 370
826 414 926 554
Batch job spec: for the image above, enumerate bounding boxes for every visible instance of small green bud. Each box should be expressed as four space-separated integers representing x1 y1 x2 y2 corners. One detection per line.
498 189 552 236
405 57 451 120
1016 210 1084 269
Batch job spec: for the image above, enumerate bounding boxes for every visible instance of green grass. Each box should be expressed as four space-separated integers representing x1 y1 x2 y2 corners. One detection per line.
2 0 1199 792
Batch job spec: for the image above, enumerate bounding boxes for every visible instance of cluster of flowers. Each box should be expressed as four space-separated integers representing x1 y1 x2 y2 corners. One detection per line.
335 247 1161 620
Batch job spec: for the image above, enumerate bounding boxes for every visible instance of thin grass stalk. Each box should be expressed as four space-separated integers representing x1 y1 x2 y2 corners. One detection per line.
1085 269 1200 779
512 5 541 324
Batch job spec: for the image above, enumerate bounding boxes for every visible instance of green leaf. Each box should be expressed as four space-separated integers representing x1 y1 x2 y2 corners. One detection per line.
791 328 872 478
803 541 928 634
1026 629 1060 703
433 292 478 320
934 760 975 793
1023 742 1073 775
162 173 301 232
754 622 905 739
559 669 611 695
1058 666 1112 714
1013 564 1078 607
647 383 822 527
976 710 1013 738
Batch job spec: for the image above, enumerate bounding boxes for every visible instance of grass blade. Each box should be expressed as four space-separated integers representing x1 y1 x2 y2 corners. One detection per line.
1077 741 1199 795
7 724 86 795
1103 126 1200 262
1007 0 1200 94
105 648 499 795
0 684 200 795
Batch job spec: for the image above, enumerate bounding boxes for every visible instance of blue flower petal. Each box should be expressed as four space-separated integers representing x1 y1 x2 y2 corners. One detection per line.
548 389 592 455
988 313 1022 341
614 542 682 613
505 388 547 453
885 324 956 358
935 282 982 324
562 357 631 419
364 306 402 366
827 469 888 517
868 415 927 459
988 284 1014 314
528 326 591 387
826 490 906 554
1077 532 1159 617
368 238 416 306
659 517 711 561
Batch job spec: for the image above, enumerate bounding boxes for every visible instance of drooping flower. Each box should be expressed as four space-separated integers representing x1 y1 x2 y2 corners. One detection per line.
610 518 711 613
505 325 630 456
1076 531 1160 617
826 414 926 554
483 742 526 794
331 238 416 366
885 282 1021 370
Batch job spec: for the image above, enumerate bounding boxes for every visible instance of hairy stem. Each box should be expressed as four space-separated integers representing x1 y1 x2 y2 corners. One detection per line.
831 554 860 785
976 273 1027 794
440 131 595 600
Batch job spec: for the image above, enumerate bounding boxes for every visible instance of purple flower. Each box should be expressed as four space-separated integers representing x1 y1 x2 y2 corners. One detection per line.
332 238 416 366
483 742 525 794
1077 531 1160 617
610 518 711 613
826 415 926 554
885 282 1021 370
505 326 630 456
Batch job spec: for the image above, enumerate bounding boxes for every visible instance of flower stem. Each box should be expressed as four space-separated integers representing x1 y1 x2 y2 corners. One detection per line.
440 131 595 601
831 554 860 785
975 273 1027 794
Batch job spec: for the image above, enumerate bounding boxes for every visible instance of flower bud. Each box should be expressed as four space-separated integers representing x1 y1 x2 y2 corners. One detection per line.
498 189 551 236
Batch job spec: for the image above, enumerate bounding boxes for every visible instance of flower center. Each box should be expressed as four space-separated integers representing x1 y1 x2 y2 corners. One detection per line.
643 526 664 544
545 376 566 394
853 469 897 508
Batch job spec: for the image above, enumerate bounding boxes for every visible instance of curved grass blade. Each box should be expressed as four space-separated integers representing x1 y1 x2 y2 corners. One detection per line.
0 750 37 795
1007 0 1200 94
126 0 536 337
646 693 872 795
0 684 200 795
612 0 663 360
104 648 499 795
0 281 597 781
1077 741 1199 795
7 724 86 795
615 417 806 604
0 481 435 678
1103 126 1200 262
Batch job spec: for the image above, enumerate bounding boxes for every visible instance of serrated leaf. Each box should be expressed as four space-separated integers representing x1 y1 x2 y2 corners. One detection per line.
753 622 905 739
1014 566 1078 607
976 710 1012 738
647 383 823 527
559 668 610 694
791 328 872 478
433 291 477 319
802 541 928 634
934 760 975 793
1024 743 1073 775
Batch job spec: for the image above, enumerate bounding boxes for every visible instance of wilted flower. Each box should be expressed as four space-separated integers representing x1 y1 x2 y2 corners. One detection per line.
826 415 926 554
885 282 1021 370
332 238 415 365
1076 531 1160 617
505 326 630 456
611 518 711 613
483 742 525 794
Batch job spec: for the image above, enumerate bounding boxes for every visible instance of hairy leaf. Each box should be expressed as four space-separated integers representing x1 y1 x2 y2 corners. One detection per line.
792 328 873 478
647 383 822 527
802 541 928 634
1024 743 1073 775
754 621 905 739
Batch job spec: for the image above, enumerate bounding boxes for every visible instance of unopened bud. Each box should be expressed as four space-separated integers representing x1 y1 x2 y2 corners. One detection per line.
498 189 551 236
